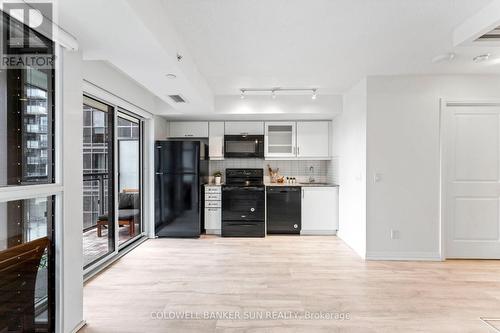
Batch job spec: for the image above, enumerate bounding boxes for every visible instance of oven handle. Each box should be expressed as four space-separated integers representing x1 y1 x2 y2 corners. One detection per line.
222 186 264 191
225 222 260 227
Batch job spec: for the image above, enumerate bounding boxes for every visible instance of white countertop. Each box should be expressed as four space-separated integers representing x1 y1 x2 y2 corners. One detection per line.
204 183 339 187
265 182 338 187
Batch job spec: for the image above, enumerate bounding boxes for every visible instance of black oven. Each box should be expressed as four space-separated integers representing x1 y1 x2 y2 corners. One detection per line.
222 186 265 221
224 135 264 158
222 169 265 237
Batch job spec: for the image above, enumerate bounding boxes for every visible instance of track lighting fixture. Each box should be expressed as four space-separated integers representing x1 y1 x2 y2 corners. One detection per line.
238 87 318 99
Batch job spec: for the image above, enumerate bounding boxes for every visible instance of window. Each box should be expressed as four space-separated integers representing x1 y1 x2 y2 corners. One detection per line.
0 66 54 186
0 7 56 332
82 96 115 267
0 196 55 332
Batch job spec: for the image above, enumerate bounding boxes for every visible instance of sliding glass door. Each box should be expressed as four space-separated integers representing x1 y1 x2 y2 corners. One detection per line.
82 98 144 268
117 111 143 247
82 96 115 268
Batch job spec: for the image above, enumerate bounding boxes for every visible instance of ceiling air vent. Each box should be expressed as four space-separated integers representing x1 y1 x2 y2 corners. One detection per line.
168 95 187 103
476 26 500 41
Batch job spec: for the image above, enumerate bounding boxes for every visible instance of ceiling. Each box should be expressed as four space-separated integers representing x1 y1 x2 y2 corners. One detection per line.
57 0 500 117
162 0 498 95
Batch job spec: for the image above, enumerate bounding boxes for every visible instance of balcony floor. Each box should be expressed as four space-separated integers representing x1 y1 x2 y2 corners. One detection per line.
83 225 140 267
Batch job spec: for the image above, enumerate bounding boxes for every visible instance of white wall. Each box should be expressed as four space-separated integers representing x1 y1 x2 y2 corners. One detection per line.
365 75 500 260
61 49 84 333
154 116 169 140
0 203 6 250
336 79 367 258
82 60 170 114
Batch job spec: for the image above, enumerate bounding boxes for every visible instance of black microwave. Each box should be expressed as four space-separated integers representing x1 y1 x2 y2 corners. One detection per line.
224 135 264 158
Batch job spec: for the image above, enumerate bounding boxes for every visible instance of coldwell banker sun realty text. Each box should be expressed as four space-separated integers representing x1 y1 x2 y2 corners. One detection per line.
0 2 55 69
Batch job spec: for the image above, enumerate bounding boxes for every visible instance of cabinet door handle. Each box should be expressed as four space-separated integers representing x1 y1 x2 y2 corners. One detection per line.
297 147 300 156
302 189 304 198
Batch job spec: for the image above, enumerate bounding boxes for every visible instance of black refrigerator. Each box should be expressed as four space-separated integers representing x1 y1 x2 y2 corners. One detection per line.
155 141 208 237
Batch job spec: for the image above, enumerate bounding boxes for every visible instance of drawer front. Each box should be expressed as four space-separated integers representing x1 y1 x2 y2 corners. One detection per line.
205 186 221 194
205 208 221 230
206 201 221 208
222 221 265 237
205 193 221 201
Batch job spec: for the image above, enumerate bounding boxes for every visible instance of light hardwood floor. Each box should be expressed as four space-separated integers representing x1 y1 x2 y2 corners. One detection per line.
80 236 500 333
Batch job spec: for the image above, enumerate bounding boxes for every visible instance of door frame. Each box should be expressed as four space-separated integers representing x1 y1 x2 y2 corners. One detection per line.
439 99 500 260
116 109 145 249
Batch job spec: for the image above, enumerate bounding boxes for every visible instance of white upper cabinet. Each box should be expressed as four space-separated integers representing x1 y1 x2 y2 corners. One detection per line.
209 121 225 160
169 121 209 138
296 121 330 159
225 121 264 135
265 122 297 158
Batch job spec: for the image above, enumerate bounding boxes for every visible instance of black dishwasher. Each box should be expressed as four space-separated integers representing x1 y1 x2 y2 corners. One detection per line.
266 186 301 234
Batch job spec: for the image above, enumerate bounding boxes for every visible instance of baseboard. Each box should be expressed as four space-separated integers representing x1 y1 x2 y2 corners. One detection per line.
205 229 221 235
71 320 86 333
300 230 337 236
365 251 442 261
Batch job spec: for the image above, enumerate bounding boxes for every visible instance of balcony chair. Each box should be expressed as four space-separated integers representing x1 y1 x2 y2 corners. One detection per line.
96 190 140 237
0 237 49 333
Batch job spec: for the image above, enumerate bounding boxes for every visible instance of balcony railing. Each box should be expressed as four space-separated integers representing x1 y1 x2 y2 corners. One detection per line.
83 172 109 231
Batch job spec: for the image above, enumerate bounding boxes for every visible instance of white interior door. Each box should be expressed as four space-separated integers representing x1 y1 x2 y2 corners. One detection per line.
443 103 500 258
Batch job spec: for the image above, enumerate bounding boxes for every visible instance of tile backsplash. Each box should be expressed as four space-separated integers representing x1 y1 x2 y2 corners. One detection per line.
209 159 330 183
327 156 339 185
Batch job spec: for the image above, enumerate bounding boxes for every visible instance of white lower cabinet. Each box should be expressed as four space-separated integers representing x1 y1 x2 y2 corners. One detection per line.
204 186 221 234
301 186 339 235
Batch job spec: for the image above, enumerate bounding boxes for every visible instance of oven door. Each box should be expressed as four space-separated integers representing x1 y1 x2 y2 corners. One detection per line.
222 186 265 221
224 135 264 158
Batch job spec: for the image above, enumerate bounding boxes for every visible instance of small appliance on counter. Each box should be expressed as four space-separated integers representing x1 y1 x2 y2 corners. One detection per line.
222 169 265 237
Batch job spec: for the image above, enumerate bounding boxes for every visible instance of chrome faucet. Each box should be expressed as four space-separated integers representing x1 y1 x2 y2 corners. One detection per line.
309 166 315 183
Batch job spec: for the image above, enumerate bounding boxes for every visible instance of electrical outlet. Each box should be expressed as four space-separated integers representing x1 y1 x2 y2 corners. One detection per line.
390 229 400 240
